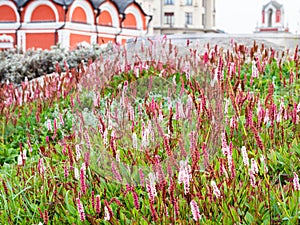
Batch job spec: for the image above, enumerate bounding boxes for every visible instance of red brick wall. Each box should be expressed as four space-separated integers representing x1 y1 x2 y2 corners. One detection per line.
26 33 55 49
70 33 90 48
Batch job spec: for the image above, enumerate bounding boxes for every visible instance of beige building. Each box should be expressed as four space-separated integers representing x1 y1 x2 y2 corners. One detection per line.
138 0 217 35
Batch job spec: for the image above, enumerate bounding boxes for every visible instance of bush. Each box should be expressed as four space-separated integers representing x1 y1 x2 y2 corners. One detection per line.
0 42 113 84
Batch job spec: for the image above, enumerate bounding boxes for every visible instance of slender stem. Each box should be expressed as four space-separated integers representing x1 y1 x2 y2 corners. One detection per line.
1 116 5 144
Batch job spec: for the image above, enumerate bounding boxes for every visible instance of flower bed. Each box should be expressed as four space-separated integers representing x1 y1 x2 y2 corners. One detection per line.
0 37 299 224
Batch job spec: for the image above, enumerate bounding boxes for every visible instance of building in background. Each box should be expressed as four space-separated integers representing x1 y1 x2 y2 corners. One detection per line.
0 0 152 51
255 0 289 33
138 0 217 35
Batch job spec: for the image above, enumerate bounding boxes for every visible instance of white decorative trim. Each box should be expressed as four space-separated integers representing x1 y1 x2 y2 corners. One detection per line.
0 30 17 33
0 1 20 22
122 28 145 36
124 5 143 30
65 22 94 32
24 1 59 23
96 33 115 39
0 42 13 48
22 22 64 29
99 2 120 28
97 25 120 34
0 23 21 30
68 29 93 37
69 0 94 25
21 29 57 33
0 34 13 42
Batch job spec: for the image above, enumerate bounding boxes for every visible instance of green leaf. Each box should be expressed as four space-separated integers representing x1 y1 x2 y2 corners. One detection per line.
65 190 77 216
245 212 255 224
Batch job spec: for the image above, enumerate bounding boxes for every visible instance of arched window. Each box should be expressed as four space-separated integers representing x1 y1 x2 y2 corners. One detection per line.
71 7 87 24
99 2 120 28
0 5 17 22
123 13 137 29
24 1 58 23
268 8 273 27
31 5 56 22
69 1 94 25
98 10 112 26
123 4 144 30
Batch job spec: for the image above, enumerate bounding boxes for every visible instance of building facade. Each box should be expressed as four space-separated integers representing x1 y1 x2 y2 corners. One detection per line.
138 0 217 35
255 0 289 33
0 0 152 51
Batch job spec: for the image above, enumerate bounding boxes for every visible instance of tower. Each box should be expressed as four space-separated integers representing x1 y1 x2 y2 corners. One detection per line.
256 0 289 32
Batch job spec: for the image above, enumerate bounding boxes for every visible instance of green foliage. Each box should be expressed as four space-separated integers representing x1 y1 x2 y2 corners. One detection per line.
0 39 299 224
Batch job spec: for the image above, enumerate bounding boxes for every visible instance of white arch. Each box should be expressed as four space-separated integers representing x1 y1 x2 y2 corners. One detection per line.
69 0 94 25
0 1 20 22
99 2 120 28
124 5 143 30
263 4 283 27
24 1 59 23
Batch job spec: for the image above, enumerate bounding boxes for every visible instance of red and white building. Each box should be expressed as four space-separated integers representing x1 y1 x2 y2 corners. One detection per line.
255 0 289 33
0 0 152 50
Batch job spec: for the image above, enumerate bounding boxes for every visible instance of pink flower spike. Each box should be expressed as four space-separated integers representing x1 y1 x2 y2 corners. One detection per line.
178 159 192 195
293 172 300 191
111 161 122 183
96 195 101 214
190 200 201 221
251 158 259 175
249 170 256 188
132 190 140 209
80 165 87 195
104 206 110 221
59 113 64 126
146 173 157 203
251 60 259 78
47 119 52 131
241 146 249 167
53 118 57 133
76 198 86 221
211 181 221 198
221 132 228 156
91 191 94 209
37 158 45 177
64 162 69 178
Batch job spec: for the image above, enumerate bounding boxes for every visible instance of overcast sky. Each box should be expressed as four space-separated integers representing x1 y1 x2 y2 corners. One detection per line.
215 0 300 34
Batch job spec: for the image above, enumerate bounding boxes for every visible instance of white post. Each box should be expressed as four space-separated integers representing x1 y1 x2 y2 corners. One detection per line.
17 31 26 52
58 30 70 50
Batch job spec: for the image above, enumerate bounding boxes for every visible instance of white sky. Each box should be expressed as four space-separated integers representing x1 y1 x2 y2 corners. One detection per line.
215 0 300 34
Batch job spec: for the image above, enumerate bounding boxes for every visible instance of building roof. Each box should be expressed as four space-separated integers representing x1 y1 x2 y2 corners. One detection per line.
52 0 77 6
111 0 134 14
263 0 283 10
13 0 28 7
13 0 145 15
